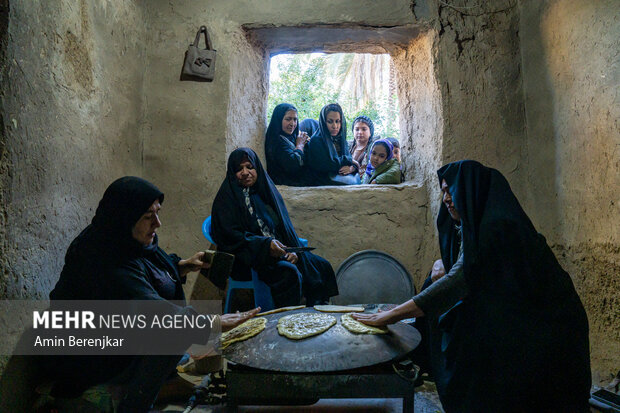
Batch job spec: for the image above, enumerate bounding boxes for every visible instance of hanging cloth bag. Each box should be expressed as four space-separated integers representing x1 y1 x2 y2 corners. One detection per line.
182 26 216 81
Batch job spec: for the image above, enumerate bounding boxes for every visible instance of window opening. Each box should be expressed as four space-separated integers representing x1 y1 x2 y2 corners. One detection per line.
268 53 400 140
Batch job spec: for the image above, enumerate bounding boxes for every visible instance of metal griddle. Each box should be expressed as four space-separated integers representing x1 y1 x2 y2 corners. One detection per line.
223 307 420 372
223 306 422 412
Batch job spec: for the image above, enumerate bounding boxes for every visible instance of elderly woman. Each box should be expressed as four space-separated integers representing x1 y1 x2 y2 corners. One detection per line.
349 115 375 177
211 148 339 307
48 176 258 412
305 103 360 186
265 103 310 186
354 160 591 412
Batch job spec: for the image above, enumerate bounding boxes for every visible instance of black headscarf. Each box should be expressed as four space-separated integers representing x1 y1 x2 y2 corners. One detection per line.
299 118 319 137
265 103 299 150
305 103 354 180
432 160 591 411
50 177 174 300
211 148 304 264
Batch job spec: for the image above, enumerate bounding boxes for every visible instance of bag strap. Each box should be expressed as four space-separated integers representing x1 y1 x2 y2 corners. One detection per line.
193 26 213 50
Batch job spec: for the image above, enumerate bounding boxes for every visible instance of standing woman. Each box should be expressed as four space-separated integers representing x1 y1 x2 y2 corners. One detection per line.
349 115 375 177
265 103 310 186
305 103 360 186
353 160 591 412
211 148 339 307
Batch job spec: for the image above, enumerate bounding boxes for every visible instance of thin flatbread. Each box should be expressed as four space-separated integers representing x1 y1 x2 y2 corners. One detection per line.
341 313 388 335
221 317 267 349
314 304 364 313
258 305 305 316
277 313 336 340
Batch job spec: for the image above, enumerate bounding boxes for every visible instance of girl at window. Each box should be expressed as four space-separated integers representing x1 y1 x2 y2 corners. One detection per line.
305 103 360 186
349 115 375 178
362 139 401 184
386 137 406 182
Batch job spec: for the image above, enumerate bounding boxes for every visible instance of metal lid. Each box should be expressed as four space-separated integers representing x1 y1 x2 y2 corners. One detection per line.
332 250 414 305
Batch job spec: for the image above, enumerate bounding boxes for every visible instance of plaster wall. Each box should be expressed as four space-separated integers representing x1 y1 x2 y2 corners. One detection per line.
0 0 146 299
519 0 620 381
278 184 433 290
434 1 528 202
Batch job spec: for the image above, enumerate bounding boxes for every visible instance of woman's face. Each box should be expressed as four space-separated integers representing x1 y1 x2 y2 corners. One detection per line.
441 179 461 222
325 111 341 137
369 144 388 168
235 160 258 188
132 199 162 246
281 109 298 135
353 121 371 147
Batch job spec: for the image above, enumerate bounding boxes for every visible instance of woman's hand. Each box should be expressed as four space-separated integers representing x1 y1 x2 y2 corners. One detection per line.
351 310 396 327
269 239 287 258
295 132 309 150
220 307 261 332
284 252 298 264
338 165 355 175
178 251 211 277
352 299 424 326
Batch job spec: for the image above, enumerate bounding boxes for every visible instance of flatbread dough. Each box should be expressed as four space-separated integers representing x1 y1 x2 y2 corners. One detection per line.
258 305 305 316
341 313 388 335
314 304 364 313
277 312 336 340
221 317 267 349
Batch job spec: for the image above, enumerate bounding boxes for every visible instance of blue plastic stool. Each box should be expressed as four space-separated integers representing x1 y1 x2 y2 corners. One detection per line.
202 216 275 312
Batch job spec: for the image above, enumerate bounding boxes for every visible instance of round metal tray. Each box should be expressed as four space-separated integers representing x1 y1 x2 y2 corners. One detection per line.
332 250 414 306
223 307 420 373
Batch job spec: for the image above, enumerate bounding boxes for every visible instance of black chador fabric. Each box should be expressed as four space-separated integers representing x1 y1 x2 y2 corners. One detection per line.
211 148 339 305
265 103 309 186
47 177 204 397
305 103 357 186
433 160 591 412
299 118 319 137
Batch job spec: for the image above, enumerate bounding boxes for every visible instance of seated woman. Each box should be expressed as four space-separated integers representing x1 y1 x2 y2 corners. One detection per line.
305 103 360 186
265 103 310 186
211 148 339 307
386 137 406 182
299 118 319 137
353 160 591 412
349 115 375 177
47 176 258 412
361 139 401 184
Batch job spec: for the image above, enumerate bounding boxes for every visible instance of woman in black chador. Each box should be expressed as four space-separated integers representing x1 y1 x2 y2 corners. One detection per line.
47 176 258 412
211 148 339 307
354 160 591 412
265 103 310 186
305 103 360 186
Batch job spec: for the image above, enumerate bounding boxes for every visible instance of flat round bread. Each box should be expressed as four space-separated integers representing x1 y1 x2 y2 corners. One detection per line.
258 305 305 316
341 313 388 335
221 317 267 349
314 304 364 313
277 312 336 340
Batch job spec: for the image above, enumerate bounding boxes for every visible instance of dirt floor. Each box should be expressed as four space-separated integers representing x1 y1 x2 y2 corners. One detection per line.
157 380 444 413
